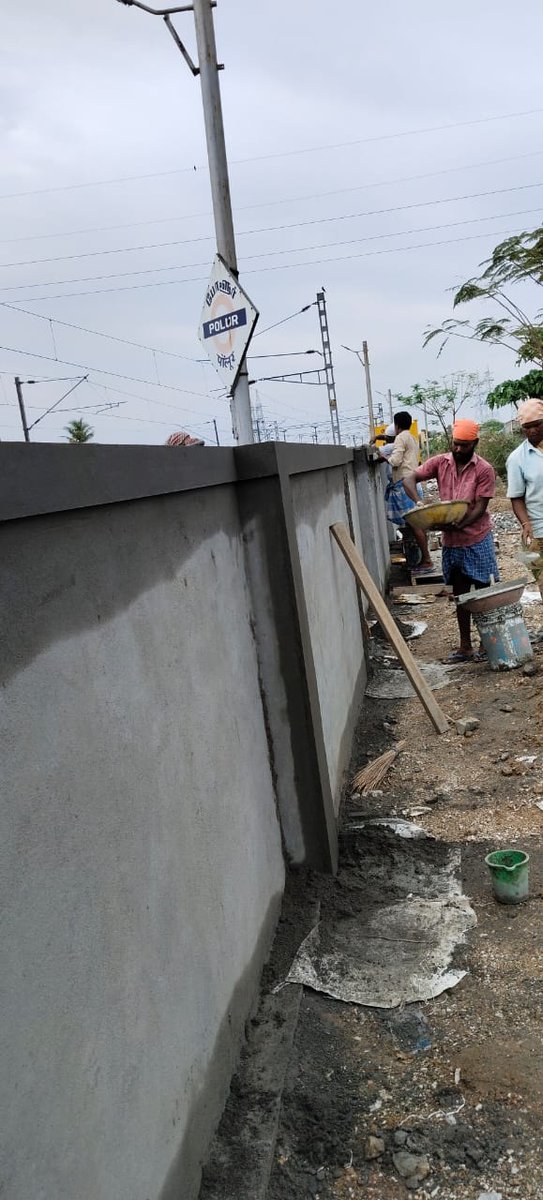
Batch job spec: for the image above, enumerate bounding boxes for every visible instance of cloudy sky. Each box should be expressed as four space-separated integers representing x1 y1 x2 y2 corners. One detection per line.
1 0 542 445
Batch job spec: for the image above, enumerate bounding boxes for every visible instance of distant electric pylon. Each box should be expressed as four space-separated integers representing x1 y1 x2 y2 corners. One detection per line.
316 290 341 445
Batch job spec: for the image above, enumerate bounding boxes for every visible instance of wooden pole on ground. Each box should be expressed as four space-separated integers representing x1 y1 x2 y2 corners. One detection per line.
331 523 449 735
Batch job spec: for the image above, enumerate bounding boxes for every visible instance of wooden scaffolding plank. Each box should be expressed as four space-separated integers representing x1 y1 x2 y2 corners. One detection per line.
331 523 449 735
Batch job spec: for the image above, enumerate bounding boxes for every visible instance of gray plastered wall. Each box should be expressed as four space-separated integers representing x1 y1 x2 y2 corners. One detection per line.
0 440 389 1200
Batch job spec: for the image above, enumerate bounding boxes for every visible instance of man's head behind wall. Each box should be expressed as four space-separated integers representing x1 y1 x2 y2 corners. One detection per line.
165 431 205 447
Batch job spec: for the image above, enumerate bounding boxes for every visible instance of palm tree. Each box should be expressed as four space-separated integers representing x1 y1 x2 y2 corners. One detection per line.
64 418 94 443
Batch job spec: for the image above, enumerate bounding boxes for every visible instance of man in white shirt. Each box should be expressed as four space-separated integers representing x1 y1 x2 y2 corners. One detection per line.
377 425 396 480
382 411 433 570
506 398 543 596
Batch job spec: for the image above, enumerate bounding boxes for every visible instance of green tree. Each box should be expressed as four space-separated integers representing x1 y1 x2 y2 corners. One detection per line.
64 418 94 443
396 372 489 444
427 427 449 456
486 368 543 410
478 430 523 481
424 227 543 366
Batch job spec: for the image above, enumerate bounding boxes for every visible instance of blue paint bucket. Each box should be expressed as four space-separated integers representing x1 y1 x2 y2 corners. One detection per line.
474 602 533 671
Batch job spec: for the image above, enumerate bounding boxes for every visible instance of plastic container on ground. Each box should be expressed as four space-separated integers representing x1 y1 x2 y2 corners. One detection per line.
456 577 527 614
485 850 529 904
474 602 533 670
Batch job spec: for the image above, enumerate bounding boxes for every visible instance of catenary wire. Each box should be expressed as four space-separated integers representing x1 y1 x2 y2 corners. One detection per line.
0 301 201 363
1 148 543 247
2 181 542 270
1 300 321 366
0 345 219 411
0 105 541 200
4 215 539 302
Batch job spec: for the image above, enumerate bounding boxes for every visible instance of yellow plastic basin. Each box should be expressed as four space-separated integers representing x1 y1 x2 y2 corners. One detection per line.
405 500 469 531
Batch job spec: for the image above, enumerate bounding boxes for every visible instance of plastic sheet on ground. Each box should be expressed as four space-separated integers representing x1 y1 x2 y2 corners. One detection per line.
369 619 428 641
347 817 432 840
366 661 457 699
394 593 437 606
521 587 542 605
277 896 476 1009
405 619 428 639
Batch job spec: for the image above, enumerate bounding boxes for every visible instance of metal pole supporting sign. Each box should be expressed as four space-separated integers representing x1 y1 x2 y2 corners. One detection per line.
116 0 257 443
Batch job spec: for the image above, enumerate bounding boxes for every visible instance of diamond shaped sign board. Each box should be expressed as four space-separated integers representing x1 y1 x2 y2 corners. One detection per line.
198 255 259 390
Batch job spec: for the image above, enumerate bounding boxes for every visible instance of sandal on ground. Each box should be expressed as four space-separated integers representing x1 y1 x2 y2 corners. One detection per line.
444 649 486 664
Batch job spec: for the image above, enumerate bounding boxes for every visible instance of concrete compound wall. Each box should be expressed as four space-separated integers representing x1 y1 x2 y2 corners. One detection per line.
0 441 389 1200
353 447 391 593
0 485 285 1200
290 465 365 809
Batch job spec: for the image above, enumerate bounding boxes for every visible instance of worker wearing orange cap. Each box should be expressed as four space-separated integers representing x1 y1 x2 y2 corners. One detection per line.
506 398 543 597
403 418 498 662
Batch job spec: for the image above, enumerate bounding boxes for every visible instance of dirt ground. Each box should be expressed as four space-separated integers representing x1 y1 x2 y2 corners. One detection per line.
267 504 543 1200
200 503 543 1200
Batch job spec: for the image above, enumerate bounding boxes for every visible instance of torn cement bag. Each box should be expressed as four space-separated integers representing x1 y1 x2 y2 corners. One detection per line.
366 662 458 700
277 896 476 1009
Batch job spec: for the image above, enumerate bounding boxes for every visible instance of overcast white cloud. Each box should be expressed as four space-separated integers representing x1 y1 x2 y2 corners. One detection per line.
1 0 542 444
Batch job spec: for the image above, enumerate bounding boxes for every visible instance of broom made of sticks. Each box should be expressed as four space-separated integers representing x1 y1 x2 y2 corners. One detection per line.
351 740 407 796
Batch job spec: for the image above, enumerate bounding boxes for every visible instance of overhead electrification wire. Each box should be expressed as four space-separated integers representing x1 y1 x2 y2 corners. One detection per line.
0 344 216 411
253 303 317 339
3 148 543 249
3 201 541 298
233 108 543 165
248 351 320 359
7 374 87 383
8 402 125 414
85 380 225 426
3 180 542 271
84 378 194 412
0 301 200 363
11 224 529 302
81 386 212 438
0 308 316 369
0 106 541 201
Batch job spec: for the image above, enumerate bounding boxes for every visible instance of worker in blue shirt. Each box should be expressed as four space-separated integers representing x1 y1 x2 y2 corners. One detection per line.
506 398 543 596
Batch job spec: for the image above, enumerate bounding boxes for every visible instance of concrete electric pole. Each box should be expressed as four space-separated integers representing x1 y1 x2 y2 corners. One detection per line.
116 0 254 443
342 341 376 443
361 341 376 441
